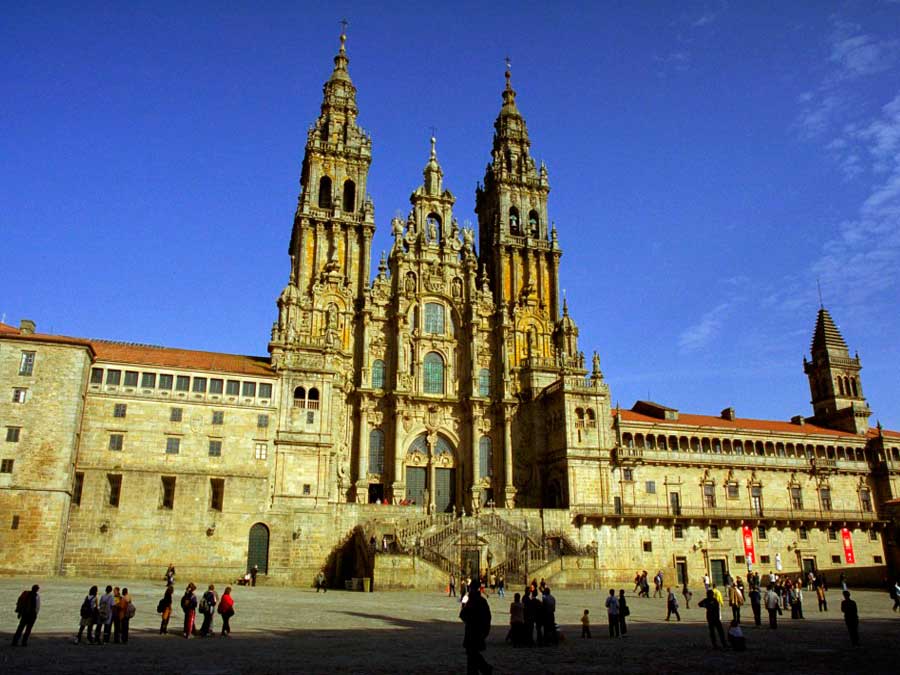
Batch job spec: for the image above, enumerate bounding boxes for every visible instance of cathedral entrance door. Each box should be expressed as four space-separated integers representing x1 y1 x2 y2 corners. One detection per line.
435 468 456 513
368 483 384 504
406 467 427 507
247 523 270 574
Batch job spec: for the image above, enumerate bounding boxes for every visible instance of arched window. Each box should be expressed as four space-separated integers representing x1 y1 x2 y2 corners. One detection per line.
369 429 385 475
426 213 442 243
479 436 493 479
850 377 858 397
371 360 385 390
434 436 453 456
293 386 306 408
586 408 596 428
318 176 332 208
528 209 539 235
575 408 585 430
342 179 355 212
307 387 320 410
478 368 491 397
837 377 845 395
424 303 445 334
423 352 444 394
509 206 520 234
409 433 429 456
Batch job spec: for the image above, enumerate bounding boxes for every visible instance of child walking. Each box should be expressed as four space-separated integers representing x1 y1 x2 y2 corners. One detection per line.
581 609 591 638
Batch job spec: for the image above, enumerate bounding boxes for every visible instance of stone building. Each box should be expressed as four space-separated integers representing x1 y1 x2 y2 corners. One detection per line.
2 33 898 588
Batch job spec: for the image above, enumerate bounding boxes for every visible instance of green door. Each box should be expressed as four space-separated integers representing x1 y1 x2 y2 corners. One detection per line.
435 468 456 513
710 558 727 587
406 467 426 507
247 523 269 574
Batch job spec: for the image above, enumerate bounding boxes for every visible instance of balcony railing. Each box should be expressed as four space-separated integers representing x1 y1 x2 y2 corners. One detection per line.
574 503 880 523
614 446 644 463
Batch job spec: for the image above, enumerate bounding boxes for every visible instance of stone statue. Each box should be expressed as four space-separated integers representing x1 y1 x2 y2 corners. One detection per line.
463 228 474 250
428 218 438 243
405 273 416 294
592 352 600 373
452 277 462 298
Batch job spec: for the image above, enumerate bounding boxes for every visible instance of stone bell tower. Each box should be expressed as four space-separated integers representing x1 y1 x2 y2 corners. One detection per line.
475 63 565 394
269 29 375 368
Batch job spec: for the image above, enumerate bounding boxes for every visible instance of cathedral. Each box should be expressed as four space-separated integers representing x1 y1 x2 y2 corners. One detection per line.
1 33 898 589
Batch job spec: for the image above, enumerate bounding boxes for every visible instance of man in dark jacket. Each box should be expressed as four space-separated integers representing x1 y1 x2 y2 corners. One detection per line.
12 585 40 647
460 582 492 675
698 589 726 648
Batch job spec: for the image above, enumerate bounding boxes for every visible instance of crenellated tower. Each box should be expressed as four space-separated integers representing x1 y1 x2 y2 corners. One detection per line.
269 30 375 368
803 306 870 434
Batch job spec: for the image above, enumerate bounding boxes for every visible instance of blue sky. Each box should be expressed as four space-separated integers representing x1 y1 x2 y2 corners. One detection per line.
2 1 899 428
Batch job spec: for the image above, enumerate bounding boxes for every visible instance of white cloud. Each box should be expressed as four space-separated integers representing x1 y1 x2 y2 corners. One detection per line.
678 302 732 353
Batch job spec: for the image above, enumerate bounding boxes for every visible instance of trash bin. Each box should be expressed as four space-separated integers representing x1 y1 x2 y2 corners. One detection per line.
362 577 372 592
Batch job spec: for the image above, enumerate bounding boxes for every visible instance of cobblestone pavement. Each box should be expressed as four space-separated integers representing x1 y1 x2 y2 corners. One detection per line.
1 577 898 674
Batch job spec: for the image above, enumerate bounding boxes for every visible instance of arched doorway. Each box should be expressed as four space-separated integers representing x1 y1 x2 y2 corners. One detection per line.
247 523 270 574
405 433 456 513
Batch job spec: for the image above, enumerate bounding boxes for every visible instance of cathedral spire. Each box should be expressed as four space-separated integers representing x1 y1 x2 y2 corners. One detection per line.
423 134 443 196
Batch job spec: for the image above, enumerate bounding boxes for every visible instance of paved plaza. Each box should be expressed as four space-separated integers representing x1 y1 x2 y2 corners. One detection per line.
1 577 898 674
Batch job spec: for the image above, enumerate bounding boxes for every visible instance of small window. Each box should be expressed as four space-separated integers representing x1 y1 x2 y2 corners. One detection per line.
259 383 272 399
90 368 104 384
674 524 684 539
166 437 180 455
73 472 84 505
760 554 771 565
210 478 225 511
703 483 716 508
860 489 872 512
710 525 720 539
140 372 156 388
170 407 183 422
226 380 240 396
5 427 20 443
735 555 745 564
242 381 257 398
160 476 176 509
255 442 268 460
257 415 269 429
0 459 13 473
192 377 207 393
212 411 224 425
303 483 311 495
18 351 35 375
831 555 841 564
107 474 122 507
318 175 332 208
208 440 222 457
342 179 356 212
124 371 138 387
11 515 20 530
478 368 491 397
758 525 767 540
175 375 190 391
726 483 739 499
790 486 803 510
371 360 386 390
424 303 445 334
799 526 808 540
874 555 883 564
159 374 174 390
106 369 121 385
623 468 634 482
869 529 878 542
11 388 27 403
209 378 224 395
113 403 127 418
306 411 315 424
646 481 656 494
642 541 652 552
108 434 124 452
828 527 837 541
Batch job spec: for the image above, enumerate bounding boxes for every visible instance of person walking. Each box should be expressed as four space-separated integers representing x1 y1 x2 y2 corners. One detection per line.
666 587 681 621
749 585 762 627
508 592 525 646
218 586 235 637
460 582 492 675
728 582 744 624
118 587 133 644
698 589 726 649
891 581 900 612
522 587 535 646
618 589 629 636
111 586 123 643
181 583 198 638
99 585 115 643
316 570 327 593
654 571 664 598
581 609 591 638
682 581 692 609
75 585 98 644
790 585 804 619
158 585 174 634
497 575 505 599
605 589 620 638
12 585 40 647
449 573 456 598
542 587 557 645
817 583 828 612
841 590 860 646
198 584 218 637
765 585 781 629
250 565 259 587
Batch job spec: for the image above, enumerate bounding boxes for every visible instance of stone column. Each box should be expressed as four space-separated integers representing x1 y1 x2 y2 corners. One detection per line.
356 404 369 503
390 404 406 503
503 407 516 507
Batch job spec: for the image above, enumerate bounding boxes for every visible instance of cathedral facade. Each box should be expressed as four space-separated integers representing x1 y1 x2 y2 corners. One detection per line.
2 34 898 588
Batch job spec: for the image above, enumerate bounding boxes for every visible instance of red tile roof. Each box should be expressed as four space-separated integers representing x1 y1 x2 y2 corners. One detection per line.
614 408 864 439
1 323 273 377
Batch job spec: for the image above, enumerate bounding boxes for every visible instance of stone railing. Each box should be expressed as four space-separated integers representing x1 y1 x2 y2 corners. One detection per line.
574 503 880 523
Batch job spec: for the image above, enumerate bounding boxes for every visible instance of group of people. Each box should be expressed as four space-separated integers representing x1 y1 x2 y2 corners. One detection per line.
158 581 235 638
449 571 506 599
506 579 558 647
74 584 136 644
632 570 665 599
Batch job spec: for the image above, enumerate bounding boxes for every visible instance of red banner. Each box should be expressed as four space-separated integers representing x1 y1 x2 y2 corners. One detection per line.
842 528 855 564
742 525 756 565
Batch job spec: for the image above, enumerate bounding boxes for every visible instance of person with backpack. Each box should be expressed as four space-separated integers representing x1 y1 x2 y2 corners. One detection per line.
181 582 198 638
98 585 115 643
198 584 219 637
111 586 123 643
12 585 40 647
158 585 174 634
118 587 134 644
75 585 98 644
218 586 235 637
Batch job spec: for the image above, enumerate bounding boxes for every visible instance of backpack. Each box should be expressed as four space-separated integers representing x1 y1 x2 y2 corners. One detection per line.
199 597 209 613
126 601 136 619
157 598 167 614
80 596 93 619
181 594 192 610
98 598 111 621
15 590 29 616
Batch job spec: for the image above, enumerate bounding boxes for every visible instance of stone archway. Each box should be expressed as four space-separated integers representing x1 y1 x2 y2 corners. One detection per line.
405 432 457 513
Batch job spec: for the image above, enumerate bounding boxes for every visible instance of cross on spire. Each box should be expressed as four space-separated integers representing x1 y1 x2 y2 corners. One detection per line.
339 18 349 35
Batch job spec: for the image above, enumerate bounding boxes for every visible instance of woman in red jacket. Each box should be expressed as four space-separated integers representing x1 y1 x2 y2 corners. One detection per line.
218 586 235 637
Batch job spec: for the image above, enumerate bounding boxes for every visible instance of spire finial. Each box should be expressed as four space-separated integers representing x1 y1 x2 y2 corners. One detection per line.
817 277 824 309
504 56 512 90
339 18 349 49
429 126 437 160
